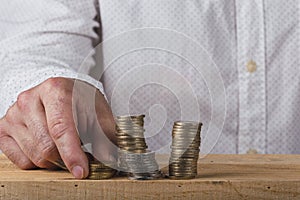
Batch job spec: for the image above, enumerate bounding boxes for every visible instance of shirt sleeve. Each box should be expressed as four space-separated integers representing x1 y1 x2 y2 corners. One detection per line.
0 0 104 117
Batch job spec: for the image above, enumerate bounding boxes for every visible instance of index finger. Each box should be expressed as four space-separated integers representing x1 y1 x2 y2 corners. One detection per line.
40 80 88 179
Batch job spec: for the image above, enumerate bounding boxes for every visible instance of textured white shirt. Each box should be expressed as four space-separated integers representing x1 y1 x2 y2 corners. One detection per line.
0 0 299 154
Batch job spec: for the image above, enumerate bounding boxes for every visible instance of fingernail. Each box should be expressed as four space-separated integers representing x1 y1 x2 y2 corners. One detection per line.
72 166 84 179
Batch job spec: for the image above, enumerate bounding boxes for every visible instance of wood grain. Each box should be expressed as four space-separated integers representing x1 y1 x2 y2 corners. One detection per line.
1 154 300 200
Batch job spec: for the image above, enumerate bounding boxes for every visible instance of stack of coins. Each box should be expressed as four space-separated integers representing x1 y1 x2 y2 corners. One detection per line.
116 115 162 180
115 115 148 153
87 160 117 180
169 121 202 179
118 150 162 180
51 152 117 180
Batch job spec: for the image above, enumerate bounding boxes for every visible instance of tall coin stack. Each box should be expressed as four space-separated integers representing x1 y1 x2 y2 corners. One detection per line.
116 115 148 153
169 121 202 179
116 115 162 180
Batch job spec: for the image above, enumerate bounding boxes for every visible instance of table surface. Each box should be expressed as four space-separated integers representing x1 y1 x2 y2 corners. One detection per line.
1 154 300 200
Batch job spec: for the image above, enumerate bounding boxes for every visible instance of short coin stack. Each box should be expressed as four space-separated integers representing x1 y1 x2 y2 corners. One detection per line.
51 152 117 180
87 160 117 180
118 150 162 180
116 115 162 180
169 121 202 179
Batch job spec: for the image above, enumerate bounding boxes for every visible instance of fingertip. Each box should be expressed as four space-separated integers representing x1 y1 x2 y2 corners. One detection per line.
72 165 85 179
68 153 89 179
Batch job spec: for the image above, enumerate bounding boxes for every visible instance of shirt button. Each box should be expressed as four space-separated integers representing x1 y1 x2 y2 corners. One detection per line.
246 148 258 154
246 60 257 73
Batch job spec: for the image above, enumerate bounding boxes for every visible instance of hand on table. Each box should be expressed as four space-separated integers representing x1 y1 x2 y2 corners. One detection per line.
0 77 116 179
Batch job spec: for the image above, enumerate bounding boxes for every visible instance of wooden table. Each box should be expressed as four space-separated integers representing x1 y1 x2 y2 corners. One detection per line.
1 154 300 200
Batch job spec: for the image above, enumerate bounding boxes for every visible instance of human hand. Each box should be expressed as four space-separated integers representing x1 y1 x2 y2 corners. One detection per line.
0 77 116 179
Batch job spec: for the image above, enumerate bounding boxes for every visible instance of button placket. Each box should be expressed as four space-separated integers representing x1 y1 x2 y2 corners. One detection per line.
236 0 267 154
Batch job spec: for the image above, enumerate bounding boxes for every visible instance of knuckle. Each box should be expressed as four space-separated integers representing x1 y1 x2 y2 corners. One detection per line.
5 105 18 124
6 152 35 170
20 138 47 169
44 78 73 103
32 124 58 159
24 144 47 168
44 78 72 93
40 141 57 159
49 121 70 141
45 77 64 87
17 91 33 111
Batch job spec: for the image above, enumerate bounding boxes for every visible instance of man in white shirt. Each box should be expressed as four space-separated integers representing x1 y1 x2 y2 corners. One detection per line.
0 0 299 179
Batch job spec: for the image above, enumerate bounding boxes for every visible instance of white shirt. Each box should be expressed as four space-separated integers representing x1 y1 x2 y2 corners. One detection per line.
0 0 299 154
